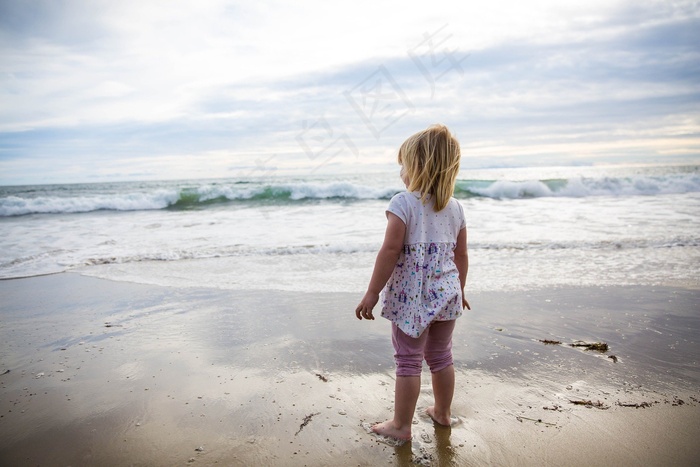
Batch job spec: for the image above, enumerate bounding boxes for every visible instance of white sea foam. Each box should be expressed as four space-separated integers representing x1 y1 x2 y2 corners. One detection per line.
469 180 555 198
3 169 699 217
1 167 698 291
0 190 179 216
467 173 700 199
0 181 400 216
191 181 397 202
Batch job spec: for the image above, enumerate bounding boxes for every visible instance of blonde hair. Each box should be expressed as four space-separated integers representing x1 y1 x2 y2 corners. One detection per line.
397 124 461 211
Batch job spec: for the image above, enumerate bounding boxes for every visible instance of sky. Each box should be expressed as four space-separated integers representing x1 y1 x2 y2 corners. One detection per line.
0 0 699 185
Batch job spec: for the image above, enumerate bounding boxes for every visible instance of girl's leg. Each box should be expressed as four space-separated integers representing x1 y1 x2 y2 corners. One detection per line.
424 320 456 426
372 375 420 440
427 364 454 426
373 324 426 440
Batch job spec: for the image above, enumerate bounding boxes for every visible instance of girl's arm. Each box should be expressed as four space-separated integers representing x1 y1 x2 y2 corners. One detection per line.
454 227 470 310
355 212 406 320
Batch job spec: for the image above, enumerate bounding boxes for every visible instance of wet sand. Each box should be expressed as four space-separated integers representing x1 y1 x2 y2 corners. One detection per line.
1 274 699 466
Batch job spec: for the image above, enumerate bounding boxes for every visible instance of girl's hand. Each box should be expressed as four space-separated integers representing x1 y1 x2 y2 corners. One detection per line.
462 294 471 310
355 291 379 320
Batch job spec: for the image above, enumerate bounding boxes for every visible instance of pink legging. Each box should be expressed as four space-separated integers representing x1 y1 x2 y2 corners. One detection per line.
392 320 456 377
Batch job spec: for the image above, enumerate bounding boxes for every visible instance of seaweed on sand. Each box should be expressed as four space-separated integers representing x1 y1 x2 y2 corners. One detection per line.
570 341 609 352
295 412 320 436
617 401 654 409
569 399 609 409
543 404 563 411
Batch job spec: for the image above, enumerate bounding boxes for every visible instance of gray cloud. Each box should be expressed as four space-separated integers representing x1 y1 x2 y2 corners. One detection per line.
1 1 698 183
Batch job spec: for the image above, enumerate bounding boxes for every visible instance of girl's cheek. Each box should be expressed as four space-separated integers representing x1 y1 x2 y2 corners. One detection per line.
400 167 409 187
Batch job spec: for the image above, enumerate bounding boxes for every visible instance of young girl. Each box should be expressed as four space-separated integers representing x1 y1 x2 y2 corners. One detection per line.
355 124 469 442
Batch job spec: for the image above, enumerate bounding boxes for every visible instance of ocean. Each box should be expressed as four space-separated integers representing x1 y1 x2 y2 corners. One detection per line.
1 164 699 294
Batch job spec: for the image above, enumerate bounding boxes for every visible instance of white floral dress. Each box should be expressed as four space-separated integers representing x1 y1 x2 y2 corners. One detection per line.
380 191 466 338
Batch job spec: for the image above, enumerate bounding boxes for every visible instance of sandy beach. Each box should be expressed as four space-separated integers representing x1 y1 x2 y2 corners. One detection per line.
1 273 699 466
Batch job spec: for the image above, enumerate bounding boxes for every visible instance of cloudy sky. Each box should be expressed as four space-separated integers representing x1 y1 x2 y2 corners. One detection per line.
1 0 699 184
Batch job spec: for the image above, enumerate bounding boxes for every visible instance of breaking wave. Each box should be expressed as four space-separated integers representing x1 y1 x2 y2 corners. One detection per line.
1 171 699 216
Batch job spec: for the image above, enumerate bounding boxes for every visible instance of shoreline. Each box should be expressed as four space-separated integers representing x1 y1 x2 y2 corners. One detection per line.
1 273 699 466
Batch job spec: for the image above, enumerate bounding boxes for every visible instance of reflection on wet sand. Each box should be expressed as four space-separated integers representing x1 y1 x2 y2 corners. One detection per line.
1 274 699 466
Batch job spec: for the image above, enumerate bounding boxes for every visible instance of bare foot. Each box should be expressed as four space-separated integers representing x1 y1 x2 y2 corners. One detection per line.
426 406 451 426
371 420 412 441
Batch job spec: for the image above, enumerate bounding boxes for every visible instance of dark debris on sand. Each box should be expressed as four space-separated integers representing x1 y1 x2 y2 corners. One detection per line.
315 373 329 382
569 399 610 410
570 341 609 352
295 412 320 436
617 401 656 409
516 415 558 427
543 404 563 411
537 339 610 353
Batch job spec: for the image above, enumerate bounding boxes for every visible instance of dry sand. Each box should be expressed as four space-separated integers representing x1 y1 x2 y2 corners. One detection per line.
1 274 699 466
